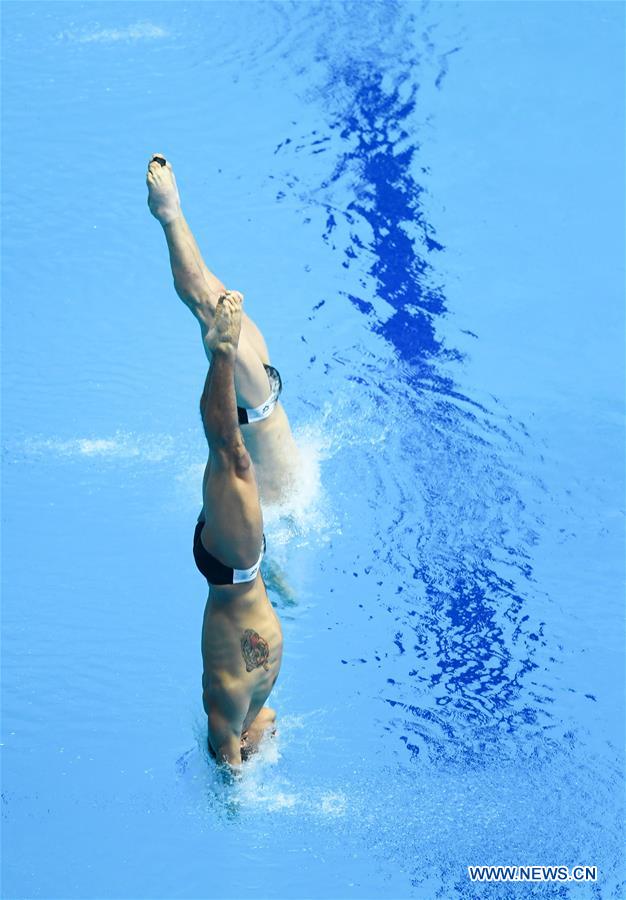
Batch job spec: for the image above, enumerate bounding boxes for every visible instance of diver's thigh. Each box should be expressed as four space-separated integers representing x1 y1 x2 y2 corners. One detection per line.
241 313 270 364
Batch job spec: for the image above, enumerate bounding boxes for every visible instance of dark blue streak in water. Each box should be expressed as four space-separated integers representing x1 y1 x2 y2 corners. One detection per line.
284 12 561 766
322 68 455 372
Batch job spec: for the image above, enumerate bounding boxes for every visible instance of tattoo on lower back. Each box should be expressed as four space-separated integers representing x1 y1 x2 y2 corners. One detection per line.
241 629 270 672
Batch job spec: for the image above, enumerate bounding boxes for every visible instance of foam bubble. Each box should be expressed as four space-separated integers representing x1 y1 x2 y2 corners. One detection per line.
263 420 338 548
58 22 169 44
174 462 206 512
19 432 175 462
319 791 348 817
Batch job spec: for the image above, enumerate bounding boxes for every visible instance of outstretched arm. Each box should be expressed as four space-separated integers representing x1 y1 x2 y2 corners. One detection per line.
199 292 264 566
200 326 244 458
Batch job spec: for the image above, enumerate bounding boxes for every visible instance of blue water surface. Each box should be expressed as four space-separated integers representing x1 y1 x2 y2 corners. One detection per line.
2 2 624 898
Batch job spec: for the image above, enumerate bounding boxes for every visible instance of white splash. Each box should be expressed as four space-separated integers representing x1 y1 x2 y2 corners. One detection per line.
231 715 349 817
21 432 175 462
263 420 338 548
58 22 168 44
179 712 349 819
174 462 206 513
319 790 347 817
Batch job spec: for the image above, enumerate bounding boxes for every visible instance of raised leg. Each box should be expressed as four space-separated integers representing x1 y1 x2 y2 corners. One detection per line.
146 155 272 408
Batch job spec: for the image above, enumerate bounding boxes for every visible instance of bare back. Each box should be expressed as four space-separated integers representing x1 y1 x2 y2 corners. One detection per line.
201 579 283 740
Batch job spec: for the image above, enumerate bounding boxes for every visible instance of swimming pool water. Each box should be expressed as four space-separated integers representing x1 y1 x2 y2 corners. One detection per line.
2 2 624 898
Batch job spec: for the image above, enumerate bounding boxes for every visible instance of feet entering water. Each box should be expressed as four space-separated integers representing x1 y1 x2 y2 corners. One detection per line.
205 291 244 356
146 153 182 225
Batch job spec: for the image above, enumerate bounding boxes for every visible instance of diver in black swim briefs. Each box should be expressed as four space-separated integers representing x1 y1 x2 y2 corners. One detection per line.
192 290 282 767
147 155 297 766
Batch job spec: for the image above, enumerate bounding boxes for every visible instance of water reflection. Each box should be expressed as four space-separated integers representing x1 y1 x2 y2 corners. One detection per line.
271 0 558 766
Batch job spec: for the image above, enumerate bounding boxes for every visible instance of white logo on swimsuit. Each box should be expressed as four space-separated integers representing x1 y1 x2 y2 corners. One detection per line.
233 551 263 584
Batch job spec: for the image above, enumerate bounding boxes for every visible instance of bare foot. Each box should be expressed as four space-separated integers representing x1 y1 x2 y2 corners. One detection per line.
146 153 182 225
204 291 243 356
